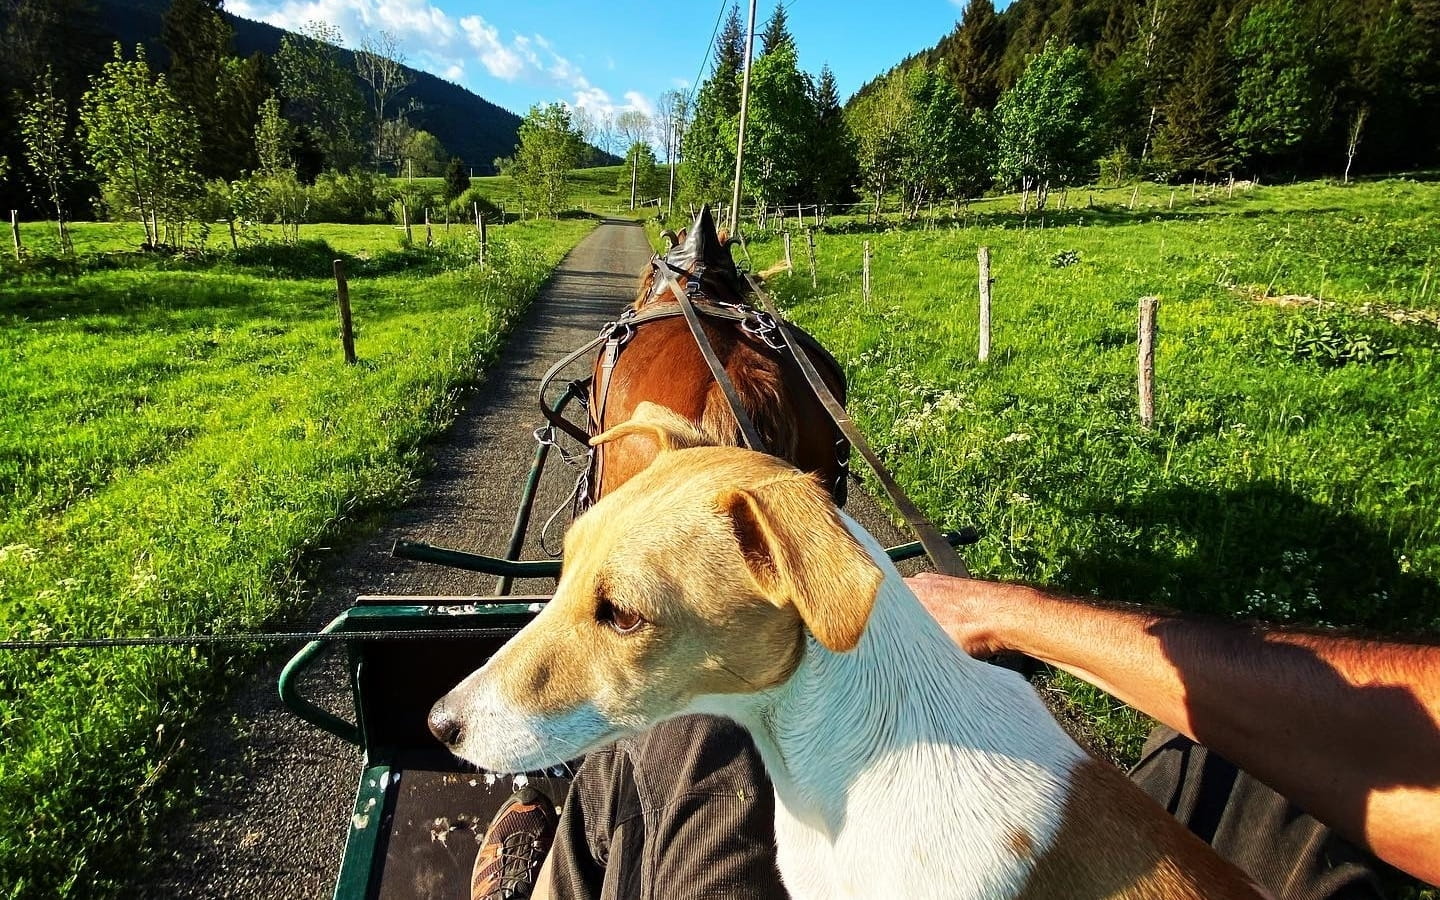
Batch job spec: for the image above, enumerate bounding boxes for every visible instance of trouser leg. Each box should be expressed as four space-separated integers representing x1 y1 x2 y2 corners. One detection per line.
543 714 787 900
1129 727 1386 900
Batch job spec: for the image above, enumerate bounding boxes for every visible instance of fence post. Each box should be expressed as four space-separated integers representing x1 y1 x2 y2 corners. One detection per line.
334 259 357 365
1169 189 1175 210
783 231 793 272
401 203 412 244
10 211 21 261
478 214 488 268
1129 183 1140 210
1138 296 1158 427
425 208 433 246
806 229 817 289
978 246 993 363
862 240 872 307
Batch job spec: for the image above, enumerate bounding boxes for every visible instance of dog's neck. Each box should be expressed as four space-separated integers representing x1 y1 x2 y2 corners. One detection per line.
702 516 1084 841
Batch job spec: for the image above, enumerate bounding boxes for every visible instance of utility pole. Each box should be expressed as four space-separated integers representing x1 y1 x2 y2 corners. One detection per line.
729 0 758 238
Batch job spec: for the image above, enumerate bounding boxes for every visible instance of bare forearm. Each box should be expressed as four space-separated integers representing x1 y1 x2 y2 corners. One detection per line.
913 576 1440 884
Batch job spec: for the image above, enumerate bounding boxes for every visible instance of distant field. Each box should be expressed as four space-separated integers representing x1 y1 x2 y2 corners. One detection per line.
745 177 1440 767
461 164 662 219
0 219 595 895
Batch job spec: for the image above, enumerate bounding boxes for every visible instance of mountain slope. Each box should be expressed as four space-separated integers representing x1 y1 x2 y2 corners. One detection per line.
96 0 524 173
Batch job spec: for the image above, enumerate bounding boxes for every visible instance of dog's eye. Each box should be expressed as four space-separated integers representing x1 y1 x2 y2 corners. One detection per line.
596 596 645 634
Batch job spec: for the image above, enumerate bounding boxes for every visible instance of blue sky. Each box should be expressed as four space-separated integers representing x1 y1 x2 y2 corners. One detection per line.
226 0 983 122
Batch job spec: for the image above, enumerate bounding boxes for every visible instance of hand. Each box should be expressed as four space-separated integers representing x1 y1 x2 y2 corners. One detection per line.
905 572 1031 659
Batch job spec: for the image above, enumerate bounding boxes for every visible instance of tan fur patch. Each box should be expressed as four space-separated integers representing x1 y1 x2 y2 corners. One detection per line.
1016 759 1269 899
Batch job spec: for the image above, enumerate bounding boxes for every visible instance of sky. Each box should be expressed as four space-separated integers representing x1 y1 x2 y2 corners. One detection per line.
224 0 986 123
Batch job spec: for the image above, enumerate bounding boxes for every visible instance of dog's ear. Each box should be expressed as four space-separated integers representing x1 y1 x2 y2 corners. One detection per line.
590 401 710 453
718 475 883 653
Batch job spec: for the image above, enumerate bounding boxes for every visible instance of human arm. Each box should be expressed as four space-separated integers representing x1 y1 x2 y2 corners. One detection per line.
906 573 1440 886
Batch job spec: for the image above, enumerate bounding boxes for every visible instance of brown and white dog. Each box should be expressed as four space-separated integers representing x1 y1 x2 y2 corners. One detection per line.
430 403 1271 900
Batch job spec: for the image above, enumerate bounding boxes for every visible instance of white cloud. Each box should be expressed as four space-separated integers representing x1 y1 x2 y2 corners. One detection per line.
230 0 657 124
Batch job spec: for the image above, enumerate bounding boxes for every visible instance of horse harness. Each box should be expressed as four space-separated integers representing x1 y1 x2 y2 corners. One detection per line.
537 253 970 579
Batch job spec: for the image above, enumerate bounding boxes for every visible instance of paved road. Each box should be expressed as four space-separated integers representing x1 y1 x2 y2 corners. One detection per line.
136 220 910 898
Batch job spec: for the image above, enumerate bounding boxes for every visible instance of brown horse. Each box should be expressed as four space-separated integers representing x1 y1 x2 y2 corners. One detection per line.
586 207 849 505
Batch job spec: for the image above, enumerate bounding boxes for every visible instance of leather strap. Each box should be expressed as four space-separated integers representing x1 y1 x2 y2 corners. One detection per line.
653 263 768 451
744 273 970 578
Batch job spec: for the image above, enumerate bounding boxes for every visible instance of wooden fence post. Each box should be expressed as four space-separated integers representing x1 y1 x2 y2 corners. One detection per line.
806 229 817 289
862 240 872 307
478 214 488 268
334 259 357 365
10 211 21 261
1129 183 1140 210
978 247 993 362
1227 173 1235 199
424 208 433 246
1168 189 1175 210
401 202 412 244
1138 296 1158 427
783 231 793 272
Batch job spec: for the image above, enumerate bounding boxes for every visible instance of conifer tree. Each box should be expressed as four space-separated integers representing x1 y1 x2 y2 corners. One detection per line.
760 5 792 55
944 0 1005 109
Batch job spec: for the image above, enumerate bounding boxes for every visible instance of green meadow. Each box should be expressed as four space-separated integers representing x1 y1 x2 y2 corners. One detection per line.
745 177 1440 767
0 219 594 895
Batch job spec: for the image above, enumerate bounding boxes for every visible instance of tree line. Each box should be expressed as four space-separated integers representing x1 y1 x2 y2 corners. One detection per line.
531 0 1439 221
0 0 473 248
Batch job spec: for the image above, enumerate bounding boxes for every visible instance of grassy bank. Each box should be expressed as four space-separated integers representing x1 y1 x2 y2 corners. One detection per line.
747 177 1440 765
0 219 594 895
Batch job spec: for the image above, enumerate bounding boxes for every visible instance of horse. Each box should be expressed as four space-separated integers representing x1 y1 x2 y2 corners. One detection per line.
583 206 850 507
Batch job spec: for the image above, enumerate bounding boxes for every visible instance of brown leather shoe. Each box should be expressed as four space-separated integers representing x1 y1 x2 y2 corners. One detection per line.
471 785 559 900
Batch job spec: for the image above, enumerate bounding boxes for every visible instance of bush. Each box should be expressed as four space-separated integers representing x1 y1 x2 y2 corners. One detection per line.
1272 312 1400 367
446 187 501 224
308 170 394 224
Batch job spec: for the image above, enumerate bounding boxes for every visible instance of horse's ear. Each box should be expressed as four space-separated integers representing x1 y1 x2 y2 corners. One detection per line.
590 401 710 453
717 475 883 653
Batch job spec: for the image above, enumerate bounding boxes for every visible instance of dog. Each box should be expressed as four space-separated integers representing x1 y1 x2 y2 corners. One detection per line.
430 403 1271 899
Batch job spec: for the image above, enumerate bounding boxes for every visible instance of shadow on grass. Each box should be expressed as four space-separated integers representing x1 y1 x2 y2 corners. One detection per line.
1059 481 1440 637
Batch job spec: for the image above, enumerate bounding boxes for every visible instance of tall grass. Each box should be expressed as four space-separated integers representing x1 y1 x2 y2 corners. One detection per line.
0 220 594 896
748 177 1440 763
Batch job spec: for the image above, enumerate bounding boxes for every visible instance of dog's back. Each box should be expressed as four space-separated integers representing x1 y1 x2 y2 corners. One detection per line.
743 516 1270 900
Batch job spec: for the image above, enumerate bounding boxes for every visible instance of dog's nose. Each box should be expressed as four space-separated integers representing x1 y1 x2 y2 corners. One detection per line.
427 701 464 747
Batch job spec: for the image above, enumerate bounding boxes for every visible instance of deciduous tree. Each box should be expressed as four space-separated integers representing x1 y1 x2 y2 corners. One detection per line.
507 102 584 217
995 41 1099 210
18 66 78 253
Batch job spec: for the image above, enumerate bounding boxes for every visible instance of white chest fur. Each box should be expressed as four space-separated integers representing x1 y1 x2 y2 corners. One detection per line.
702 516 1089 900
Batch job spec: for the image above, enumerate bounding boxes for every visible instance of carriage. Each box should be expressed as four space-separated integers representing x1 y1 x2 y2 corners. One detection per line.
279 208 975 898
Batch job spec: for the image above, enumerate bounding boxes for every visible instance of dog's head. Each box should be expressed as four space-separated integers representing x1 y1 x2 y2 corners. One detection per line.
428 402 884 772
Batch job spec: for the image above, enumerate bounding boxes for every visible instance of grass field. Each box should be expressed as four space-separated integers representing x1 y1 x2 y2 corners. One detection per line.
434 164 660 219
743 176 1440 766
0 219 595 895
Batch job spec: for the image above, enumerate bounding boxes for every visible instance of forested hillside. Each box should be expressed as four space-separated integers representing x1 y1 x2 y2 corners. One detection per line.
0 0 528 218
854 0 1440 179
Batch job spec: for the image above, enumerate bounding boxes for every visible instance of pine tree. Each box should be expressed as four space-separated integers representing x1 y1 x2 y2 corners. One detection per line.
1152 10 1232 177
760 5 792 55
162 0 239 179
943 0 1005 109
444 156 471 201
680 6 746 206
809 66 857 204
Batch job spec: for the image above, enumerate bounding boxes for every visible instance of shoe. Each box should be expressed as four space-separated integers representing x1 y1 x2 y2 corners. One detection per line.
471 785 559 900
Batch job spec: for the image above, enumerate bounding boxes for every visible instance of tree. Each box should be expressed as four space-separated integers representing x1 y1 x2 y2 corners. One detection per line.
653 89 689 214
808 66 857 205
355 30 413 168
615 109 651 209
746 39 815 207
401 130 447 177
895 67 993 215
760 4 793 55
943 0 1005 109
681 4 744 206
507 102 584 217
444 156 471 201
18 66 78 253
255 95 294 175
276 21 367 171
847 75 913 217
995 41 1099 210
1225 0 1328 170
162 0 239 178
1151 10 1232 178
81 44 201 246
618 142 663 204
